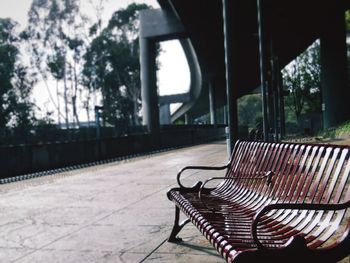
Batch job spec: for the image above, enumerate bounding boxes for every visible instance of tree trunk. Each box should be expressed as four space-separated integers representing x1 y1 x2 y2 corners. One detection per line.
56 80 61 126
63 64 69 130
133 97 139 126
72 62 80 127
86 89 91 126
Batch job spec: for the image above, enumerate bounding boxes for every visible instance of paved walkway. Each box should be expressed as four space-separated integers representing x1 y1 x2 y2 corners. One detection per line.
0 142 228 263
2 141 349 263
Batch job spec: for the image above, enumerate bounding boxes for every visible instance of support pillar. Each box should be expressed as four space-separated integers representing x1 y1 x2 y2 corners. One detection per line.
270 41 282 141
140 37 160 134
222 0 239 154
278 71 286 137
257 0 270 141
321 7 349 128
209 79 217 126
159 104 171 125
223 105 227 125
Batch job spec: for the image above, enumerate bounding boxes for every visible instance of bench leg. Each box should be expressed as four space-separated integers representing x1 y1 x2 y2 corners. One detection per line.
168 205 191 243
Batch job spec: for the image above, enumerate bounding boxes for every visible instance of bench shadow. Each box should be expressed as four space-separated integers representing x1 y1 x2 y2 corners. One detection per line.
177 242 223 258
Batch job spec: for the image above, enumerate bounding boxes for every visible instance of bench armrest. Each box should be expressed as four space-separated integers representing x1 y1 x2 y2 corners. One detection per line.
198 171 275 211
251 200 350 249
176 164 230 188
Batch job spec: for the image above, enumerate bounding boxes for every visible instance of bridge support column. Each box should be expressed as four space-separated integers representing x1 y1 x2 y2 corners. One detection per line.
209 79 217 126
257 0 270 141
321 8 349 128
223 105 228 125
140 37 160 134
160 104 171 125
222 0 239 154
278 71 286 137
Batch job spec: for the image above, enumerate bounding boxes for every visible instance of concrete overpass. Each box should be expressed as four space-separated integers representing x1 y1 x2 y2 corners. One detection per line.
140 0 350 149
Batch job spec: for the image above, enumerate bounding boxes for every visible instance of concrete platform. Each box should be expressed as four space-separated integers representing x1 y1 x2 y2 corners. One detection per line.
1 141 349 263
0 142 228 263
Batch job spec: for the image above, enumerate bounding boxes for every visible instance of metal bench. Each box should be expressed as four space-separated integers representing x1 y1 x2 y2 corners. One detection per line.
167 140 350 262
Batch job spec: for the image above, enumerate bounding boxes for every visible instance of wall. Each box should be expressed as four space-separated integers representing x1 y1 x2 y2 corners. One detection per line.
0 125 226 178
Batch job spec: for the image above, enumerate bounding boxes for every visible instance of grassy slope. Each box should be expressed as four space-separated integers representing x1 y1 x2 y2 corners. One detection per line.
320 120 350 139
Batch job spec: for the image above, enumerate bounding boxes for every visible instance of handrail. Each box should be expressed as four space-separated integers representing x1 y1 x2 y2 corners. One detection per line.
251 200 350 249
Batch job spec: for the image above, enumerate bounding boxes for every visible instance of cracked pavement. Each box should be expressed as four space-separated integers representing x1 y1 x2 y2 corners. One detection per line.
0 142 228 263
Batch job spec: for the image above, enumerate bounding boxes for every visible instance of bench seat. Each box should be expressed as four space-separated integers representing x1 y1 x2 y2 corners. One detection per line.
167 141 350 262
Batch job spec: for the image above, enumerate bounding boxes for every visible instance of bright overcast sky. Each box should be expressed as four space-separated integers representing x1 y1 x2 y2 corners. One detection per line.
0 0 190 118
0 0 159 30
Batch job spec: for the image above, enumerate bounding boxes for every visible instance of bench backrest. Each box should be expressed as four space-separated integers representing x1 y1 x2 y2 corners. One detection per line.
220 141 350 206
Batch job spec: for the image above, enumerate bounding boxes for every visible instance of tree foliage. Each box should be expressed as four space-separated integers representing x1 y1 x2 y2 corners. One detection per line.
238 94 262 128
83 3 150 127
25 0 88 128
0 18 35 130
282 41 321 120
0 1 153 140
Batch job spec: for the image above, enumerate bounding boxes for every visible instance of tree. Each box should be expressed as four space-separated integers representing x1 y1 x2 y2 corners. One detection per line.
26 0 87 128
0 18 35 130
0 19 18 128
83 3 151 128
282 41 321 121
12 65 37 130
238 94 262 128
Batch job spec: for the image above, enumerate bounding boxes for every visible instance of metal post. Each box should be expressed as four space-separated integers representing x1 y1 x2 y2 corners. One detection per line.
257 0 269 141
277 61 286 138
223 105 227 125
270 39 279 141
209 79 217 126
222 0 239 155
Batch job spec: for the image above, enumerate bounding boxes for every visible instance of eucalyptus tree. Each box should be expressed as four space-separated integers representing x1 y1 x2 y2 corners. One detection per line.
79 0 109 125
83 3 150 127
12 64 37 131
0 18 18 128
282 41 321 121
0 18 35 131
283 9 350 122
25 0 87 128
